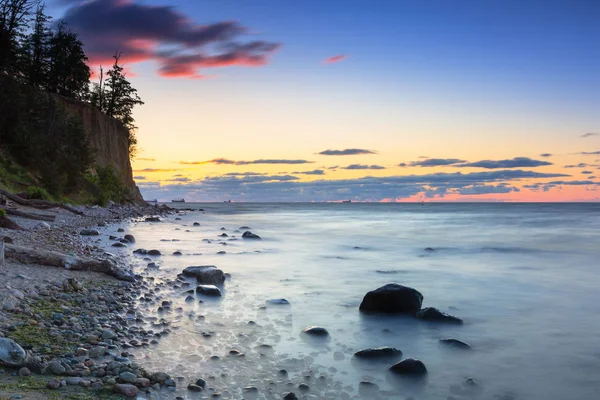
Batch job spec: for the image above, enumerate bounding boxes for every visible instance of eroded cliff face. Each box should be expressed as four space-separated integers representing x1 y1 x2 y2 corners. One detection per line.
55 96 143 202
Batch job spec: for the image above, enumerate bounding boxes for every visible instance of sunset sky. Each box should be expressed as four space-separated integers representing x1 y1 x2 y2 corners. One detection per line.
51 0 599 201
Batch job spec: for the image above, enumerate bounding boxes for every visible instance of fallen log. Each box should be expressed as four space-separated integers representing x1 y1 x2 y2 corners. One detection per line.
0 188 84 216
4 244 134 281
0 206 56 222
0 216 24 230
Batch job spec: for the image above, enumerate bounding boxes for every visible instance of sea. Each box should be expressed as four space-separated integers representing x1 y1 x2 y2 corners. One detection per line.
98 202 600 399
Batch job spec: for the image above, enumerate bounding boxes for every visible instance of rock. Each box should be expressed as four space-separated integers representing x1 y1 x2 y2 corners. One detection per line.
416 307 463 324
75 348 88 357
117 228 125 232
124 234 135 243
424 247 435 252
119 238 130 244
244 386 258 393
195 378 206 388
240 226 251 229
219 233 228 237
193 222 200 226
389 358 428 375
182 266 225 285
114 383 138 397
164 378 176 387
266 298 290 305
134 378 151 388
2 236 13 244
47 378 61 389
147 262 158 269
36 221 51 229
185 295 194 302
119 371 137 383
354 346 402 359
102 329 118 340
173 251 182 256
47 360 66 375
147 250 161 256
188 384 204 392
150 371 170 384
18 367 31 376
80 229 100 236
145 217 161 222
66 377 85 385
283 393 298 400
242 231 261 239
302 326 329 336
359 283 423 313
196 285 222 297
112 242 127 248
133 249 147 255
439 338 471 349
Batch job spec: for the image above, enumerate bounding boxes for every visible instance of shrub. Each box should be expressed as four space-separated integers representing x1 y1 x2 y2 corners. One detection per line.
26 186 51 201
0 208 6 218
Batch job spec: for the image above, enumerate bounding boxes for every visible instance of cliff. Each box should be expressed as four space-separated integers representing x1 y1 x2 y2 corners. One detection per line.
54 96 143 202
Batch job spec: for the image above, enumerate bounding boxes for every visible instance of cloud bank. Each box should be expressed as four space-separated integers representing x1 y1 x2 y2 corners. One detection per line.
319 148 376 156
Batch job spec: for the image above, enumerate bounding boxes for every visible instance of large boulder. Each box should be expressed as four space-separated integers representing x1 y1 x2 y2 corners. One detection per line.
182 266 225 285
196 285 222 297
359 284 423 313
0 338 27 367
242 231 261 239
354 346 402 360
416 307 463 324
389 358 428 375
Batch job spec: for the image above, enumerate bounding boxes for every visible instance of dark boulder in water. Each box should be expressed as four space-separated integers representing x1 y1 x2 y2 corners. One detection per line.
147 250 161 256
439 338 471 349
182 266 225 285
117 228 125 232
424 247 435 252
283 393 298 400
193 222 200 226
144 216 161 222
302 326 329 336
266 298 290 305
196 285 222 297
219 233 228 237
112 242 127 248
354 346 402 360
173 251 182 256
133 249 147 255
389 358 428 375
359 283 423 313
242 231 261 239
124 234 135 243
80 229 99 236
416 307 463 324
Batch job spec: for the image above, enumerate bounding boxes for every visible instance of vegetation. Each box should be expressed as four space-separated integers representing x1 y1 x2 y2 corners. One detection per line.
0 0 144 202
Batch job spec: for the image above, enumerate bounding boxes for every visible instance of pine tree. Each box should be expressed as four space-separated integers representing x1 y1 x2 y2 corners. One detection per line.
47 21 90 99
0 0 35 74
22 2 51 88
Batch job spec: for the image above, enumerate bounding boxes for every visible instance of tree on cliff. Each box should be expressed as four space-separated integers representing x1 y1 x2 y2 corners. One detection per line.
90 52 144 157
0 0 35 74
21 2 51 88
46 21 90 99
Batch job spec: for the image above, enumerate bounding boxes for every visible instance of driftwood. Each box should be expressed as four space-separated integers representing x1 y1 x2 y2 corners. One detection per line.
0 188 84 216
0 206 56 222
0 216 24 230
4 244 134 281
0 242 4 268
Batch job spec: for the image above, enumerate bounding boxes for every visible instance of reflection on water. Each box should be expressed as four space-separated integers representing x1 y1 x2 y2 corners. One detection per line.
97 203 600 399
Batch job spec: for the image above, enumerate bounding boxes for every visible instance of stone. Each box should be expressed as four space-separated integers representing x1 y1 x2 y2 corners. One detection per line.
185 295 194 302
102 329 118 340
133 249 148 255
188 384 204 392
182 266 225 285
193 222 200 226
145 217 161 222
150 371 170 384
117 228 125 232
124 234 135 243
80 229 100 236
147 262 158 269
119 371 137 383
389 358 428 375
416 307 463 324
439 338 471 349
134 378 151 388
195 378 206 388
114 383 138 397
112 242 127 248
196 285 222 297
47 379 61 389
302 326 329 336
242 231 261 239
266 298 290 305
148 250 161 256
47 360 66 375
18 367 31 376
359 283 423 313
354 346 402 360
243 386 258 393
0 338 27 367
283 393 298 400
173 251 182 256
66 377 85 385
164 378 176 387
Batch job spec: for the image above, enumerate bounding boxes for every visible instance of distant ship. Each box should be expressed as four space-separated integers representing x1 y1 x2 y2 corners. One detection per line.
224 199 232 203
171 198 185 203
145 199 157 203
342 200 352 203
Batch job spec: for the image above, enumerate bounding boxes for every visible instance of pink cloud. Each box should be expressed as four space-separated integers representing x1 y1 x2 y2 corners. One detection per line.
323 54 348 64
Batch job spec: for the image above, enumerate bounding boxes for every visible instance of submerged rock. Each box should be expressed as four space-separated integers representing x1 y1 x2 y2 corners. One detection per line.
416 307 463 324
389 358 428 375
112 242 127 248
439 338 471 349
196 285 222 297
182 266 225 285
354 346 402 360
147 250 161 256
266 298 290 305
302 326 329 336
242 231 261 239
133 249 147 255
145 217 161 222
359 283 423 313
124 234 135 243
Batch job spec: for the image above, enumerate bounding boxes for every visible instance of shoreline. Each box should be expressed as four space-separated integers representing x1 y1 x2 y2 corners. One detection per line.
1 202 177 399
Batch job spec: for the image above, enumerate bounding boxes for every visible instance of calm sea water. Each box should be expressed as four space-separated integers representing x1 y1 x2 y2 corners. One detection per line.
103 203 600 399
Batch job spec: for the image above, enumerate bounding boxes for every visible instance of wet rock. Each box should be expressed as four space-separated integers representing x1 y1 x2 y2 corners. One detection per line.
112 242 127 248
389 358 428 375
217 251 226 255
193 222 200 226
134 378 151 388
219 233 228 237
240 226 251 230
298 383 310 392
119 371 137 383
359 283 423 313
46 379 61 389
47 360 66 375
266 298 290 305
124 234 135 243
114 383 138 397
359 381 379 395
18 367 31 376
182 266 225 285
424 247 435 252
188 384 204 392
302 326 329 336
164 378 176 387
244 386 258 393
133 249 148 255
416 307 463 324
283 393 298 400
150 371 171 384
148 249 162 256
80 229 100 236
145 217 161 222
173 251 182 256
440 338 471 349
117 228 125 232
354 346 402 360
102 329 118 340
147 262 158 269
242 231 261 239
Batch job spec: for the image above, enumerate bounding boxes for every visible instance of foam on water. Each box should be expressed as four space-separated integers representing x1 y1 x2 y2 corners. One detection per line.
98 203 600 399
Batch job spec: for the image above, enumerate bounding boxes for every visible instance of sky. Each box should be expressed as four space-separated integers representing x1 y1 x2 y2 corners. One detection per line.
51 0 600 202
